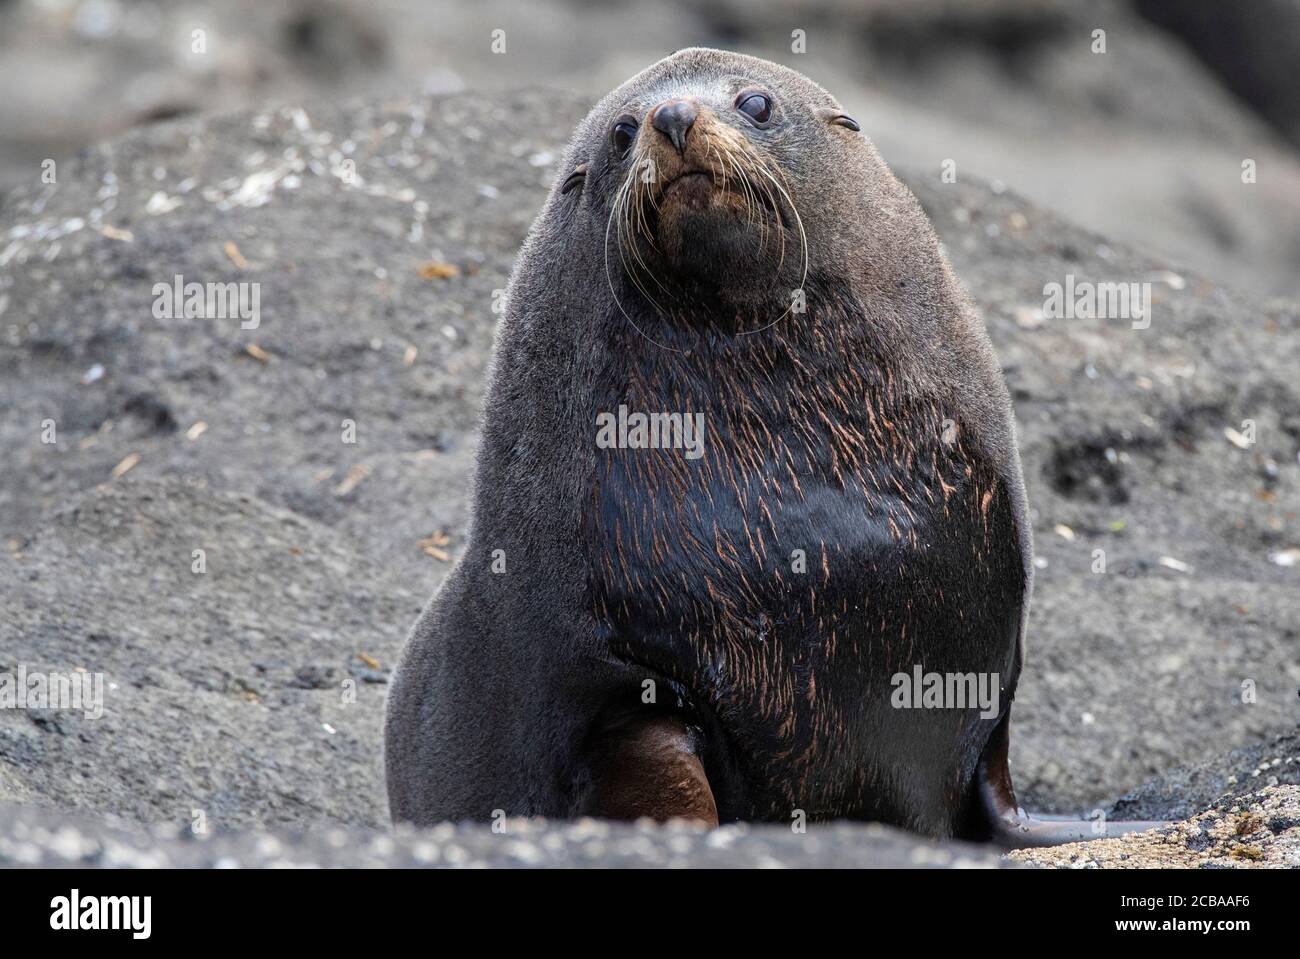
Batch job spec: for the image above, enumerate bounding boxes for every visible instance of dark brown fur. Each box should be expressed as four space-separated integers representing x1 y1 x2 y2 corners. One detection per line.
385 48 1038 840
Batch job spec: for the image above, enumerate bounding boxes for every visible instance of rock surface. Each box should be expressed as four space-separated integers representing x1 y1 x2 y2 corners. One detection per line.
1109 730 1300 822
0 805 1006 869
1 91 1297 866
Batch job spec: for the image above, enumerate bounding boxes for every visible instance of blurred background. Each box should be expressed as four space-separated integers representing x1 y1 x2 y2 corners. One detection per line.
1 0 1299 299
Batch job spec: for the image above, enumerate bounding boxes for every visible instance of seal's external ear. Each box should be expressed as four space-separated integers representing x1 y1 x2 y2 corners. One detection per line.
816 108 861 132
561 163 588 195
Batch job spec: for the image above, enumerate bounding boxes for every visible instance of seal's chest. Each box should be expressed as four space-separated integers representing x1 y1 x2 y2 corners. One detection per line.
586 382 975 641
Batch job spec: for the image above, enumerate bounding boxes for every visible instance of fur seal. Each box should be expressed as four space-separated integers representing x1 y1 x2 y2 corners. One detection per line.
384 48 1160 844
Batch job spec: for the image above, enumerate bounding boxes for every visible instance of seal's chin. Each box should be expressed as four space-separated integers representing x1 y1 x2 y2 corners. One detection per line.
651 174 784 280
660 171 714 210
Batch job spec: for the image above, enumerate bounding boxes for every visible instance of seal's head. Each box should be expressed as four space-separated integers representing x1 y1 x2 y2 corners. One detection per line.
558 48 881 322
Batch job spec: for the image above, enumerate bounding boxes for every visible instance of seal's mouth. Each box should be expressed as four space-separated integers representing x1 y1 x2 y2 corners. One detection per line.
662 169 710 190
657 168 780 219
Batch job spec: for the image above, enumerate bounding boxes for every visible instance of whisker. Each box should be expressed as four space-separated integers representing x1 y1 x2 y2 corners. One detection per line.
737 162 808 337
603 161 685 354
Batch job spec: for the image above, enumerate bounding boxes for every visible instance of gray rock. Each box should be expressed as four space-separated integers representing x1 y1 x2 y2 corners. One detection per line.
1110 730 1300 822
0 91 1296 863
0 803 1006 869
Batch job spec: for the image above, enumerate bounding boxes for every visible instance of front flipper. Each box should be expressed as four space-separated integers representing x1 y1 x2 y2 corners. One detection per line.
996 816 1172 847
587 712 719 826
974 710 1171 847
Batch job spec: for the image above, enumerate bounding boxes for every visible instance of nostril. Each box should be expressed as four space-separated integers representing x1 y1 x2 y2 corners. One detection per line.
651 99 698 155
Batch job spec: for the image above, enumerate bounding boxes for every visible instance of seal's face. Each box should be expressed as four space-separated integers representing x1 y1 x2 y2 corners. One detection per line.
611 89 790 272
562 49 864 319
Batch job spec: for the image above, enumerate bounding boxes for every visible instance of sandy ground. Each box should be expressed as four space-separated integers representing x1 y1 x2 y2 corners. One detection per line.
1011 785 1300 868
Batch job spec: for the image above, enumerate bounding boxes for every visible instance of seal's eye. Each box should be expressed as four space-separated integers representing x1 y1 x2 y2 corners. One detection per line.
611 118 639 156
736 92 773 125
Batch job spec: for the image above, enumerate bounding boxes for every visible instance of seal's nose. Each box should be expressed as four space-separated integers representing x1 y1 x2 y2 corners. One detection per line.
651 99 698 156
